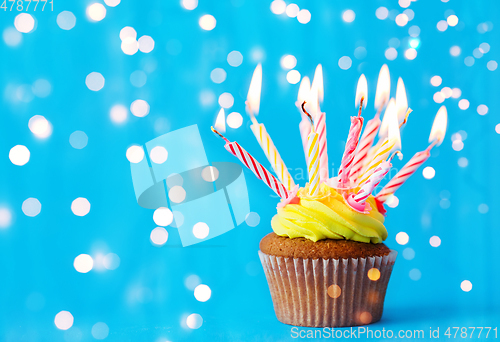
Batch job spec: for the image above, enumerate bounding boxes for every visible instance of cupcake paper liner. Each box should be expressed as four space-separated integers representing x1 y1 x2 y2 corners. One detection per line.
258 249 397 327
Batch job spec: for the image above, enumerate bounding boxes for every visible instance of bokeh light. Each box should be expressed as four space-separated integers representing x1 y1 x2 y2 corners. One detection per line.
86 3 107 22
85 72 105 91
103 253 120 270
150 227 169 246
395 14 408 27
458 99 470 110
270 0 286 15
478 203 489 214
57 11 77 30
458 157 468 168
3 27 23 47
430 236 441 247
245 212 260 227
126 145 144 163
297 9 311 24
403 248 415 260
130 99 150 117
54 311 74 330
286 4 300 18
71 198 91 216
28 115 52 139
150 146 169 164
450 46 461 57
327 284 342 298
409 269 422 281
153 207 173 226
138 35 155 53
461 280 472 292
186 313 203 329
396 232 409 245
201 166 219 182
430 75 442 87
91 322 109 340
199 15 216 30
0 207 13 228
74 254 94 273
385 47 397 61
194 284 212 302
169 186 186 203
14 13 35 33
69 131 88 149
422 166 435 179
193 222 209 239
280 55 297 70
210 68 226 84
367 268 380 281
342 10 355 23
286 70 301 84
22 198 41 217
227 51 243 67
447 15 458 26
9 145 30 166
477 104 488 115
181 0 198 10
227 112 243 129
375 7 389 20
338 56 352 69
218 92 234 108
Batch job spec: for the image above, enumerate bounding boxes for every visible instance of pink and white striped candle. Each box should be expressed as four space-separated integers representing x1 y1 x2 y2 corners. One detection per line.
353 161 391 203
337 115 363 187
314 111 329 181
211 127 288 199
349 114 381 184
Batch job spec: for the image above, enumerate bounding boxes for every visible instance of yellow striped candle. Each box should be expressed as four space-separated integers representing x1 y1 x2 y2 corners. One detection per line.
307 129 320 196
356 137 395 187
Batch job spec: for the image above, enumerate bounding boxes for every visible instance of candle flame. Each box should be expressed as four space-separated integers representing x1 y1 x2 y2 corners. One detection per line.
355 74 368 109
214 108 226 133
387 100 402 151
306 81 320 118
311 64 324 103
395 77 408 124
246 63 262 116
378 98 396 138
375 64 390 111
429 106 448 146
297 76 311 106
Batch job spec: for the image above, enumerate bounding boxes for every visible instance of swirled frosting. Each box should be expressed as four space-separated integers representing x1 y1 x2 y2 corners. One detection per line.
272 183 387 244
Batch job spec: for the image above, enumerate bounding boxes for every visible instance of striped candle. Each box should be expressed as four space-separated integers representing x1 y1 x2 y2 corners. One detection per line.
375 150 430 203
211 127 288 199
337 116 363 187
314 111 329 181
299 118 311 162
349 114 381 183
250 118 295 190
307 130 320 196
353 161 391 203
356 138 395 187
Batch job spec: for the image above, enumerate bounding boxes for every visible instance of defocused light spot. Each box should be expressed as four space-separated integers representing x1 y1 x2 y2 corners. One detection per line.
280 55 297 70
245 212 260 227
430 75 442 87
409 38 420 48
86 3 106 22
153 207 173 226
342 9 355 23
32 79 51 98
130 70 147 88
69 131 88 149
385 195 399 208
3 27 22 47
150 227 169 245
15 13 35 33
22 198 41 217
367 268 380 281
404 48 417 60
91 322 109 340
286 70 301 84
169 186 186 203
210 68 226 84
150 146 168 164
452 139 464 151
437 20 448 31
201 166 219 182
55 311 74 330
0 207 12 228
126 145 144 163
120 26 137 41
479 42 490 53
441 87 452 98
166 173 183 187
121 38 139 55
478 203 489 214
104 0 120 6
451 88 462 98
440 198 451 209
286 4 299 18
359 312 372 324
85 72 105 91
130 99 150 117
458 99 469 110
422 166 435 179
186 313 203 329
194 284 211 302
227 112 243 129
461 280 472 292
375 7 389 20
270 0 286 14
57 11 76 30
29 115 52 139
71 198 91 216
354 46 367 59
399 0 411 8
185 275 201 290
193 222 209 239
430 236 441 247
447 15 458 26
450 45 461 57
199 14 216 30
200 90 215 107
464 56 475 67
395 13 408 26
477 104 488 115
408 25 420 37
74 254 93 273
227 50 243 67
433 92 445 104
327 284 341 298
388 38 400 48
218 92 234 108
103 253 120 270
402 247 415 260
9 145 30 166
409 268 421 281
250 47 265 62
473 48 483 59
181 0 198 10
338 56 352 70
172 210 184 228
458 157 468 168
487 60 498 71
496 124 500 134
385 47 397 61
403 9 414 20
297 9 311 24
138 35 154 53
396 232 409 245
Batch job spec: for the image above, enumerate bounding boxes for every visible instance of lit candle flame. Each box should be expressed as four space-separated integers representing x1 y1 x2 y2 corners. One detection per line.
306 82 320 118
297 76 311 106
355 74 368 109
214 108 226 133
246 63 262 116
395 77 408 124
429 105 448 146
311 64 324 103
387 100 402 151
374 64 390 112
378 98 396 138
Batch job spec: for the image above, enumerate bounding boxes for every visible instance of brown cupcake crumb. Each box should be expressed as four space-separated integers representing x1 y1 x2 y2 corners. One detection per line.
260 233 391 260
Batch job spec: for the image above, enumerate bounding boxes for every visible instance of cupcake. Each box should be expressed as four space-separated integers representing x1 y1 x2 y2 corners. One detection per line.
258 183 397 327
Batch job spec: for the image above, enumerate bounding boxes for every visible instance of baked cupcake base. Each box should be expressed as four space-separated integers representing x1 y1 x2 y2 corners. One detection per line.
259 233 397 327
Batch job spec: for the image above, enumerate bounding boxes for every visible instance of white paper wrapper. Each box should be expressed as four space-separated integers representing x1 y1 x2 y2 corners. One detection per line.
258 249 397 327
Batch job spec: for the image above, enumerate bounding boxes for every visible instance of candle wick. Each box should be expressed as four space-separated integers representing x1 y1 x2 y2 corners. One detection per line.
427 139 438 152
376 98 386 117
358 97 364 117
211 126 230 143
301 101 315 130
388 150 402 162
399 108 412 129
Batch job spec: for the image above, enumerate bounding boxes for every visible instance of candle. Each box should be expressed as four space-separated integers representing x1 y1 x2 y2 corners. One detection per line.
302 103 320 196
211 127 289 199
246 65 295 190
297 77 311 161
337 74 367 187
310 65 328 181
349 115 381 183
376 106 448 203
351 161 391 205
357 100 400 188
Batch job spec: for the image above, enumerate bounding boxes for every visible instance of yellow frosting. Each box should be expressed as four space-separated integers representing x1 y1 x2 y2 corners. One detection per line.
272 183 387 244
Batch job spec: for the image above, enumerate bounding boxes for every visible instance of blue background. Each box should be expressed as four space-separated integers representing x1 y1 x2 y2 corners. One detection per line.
1 0 499 341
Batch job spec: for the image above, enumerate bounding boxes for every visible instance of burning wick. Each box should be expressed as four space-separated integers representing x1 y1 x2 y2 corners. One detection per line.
301 101 315 128
358 96 365 117
388 150 403 162
399 108 412 129
211 126 230 143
